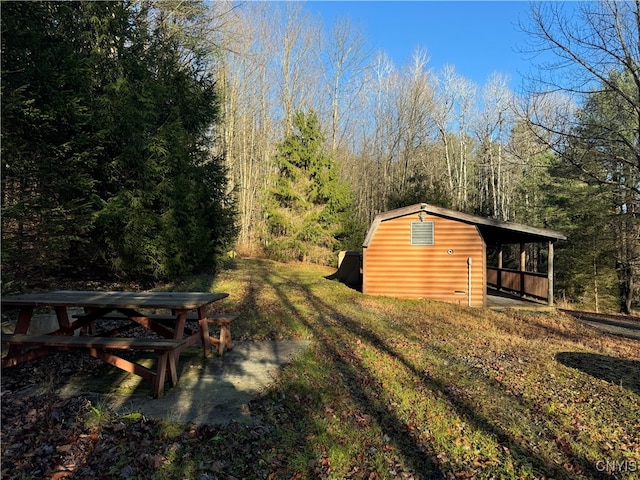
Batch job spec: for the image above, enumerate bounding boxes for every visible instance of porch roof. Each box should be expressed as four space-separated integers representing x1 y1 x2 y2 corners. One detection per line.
363 203 566 247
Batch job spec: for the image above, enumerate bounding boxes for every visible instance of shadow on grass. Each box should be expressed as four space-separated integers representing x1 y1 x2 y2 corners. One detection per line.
4 260 629 478
241 261 612 479
556 352 640 396
245 262 445 478
297 290 608 479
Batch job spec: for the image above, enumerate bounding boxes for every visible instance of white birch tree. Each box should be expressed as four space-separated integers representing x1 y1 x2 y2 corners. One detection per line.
432 65 477 210
474 72 517 220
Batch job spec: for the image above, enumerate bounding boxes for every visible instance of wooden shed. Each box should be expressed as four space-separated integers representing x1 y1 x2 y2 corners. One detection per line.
362 203 566 307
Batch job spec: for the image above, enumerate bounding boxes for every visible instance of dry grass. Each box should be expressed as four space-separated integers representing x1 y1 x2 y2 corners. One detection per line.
3 258 638 479
165 258 640 479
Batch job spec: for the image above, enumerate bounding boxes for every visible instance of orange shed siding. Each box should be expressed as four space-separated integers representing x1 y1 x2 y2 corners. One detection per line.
363 213 486 306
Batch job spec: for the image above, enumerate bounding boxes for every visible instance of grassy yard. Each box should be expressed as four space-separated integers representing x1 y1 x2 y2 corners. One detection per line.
3 258 640 479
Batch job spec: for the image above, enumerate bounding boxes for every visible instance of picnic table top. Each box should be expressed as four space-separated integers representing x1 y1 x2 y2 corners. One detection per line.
0 290 229 310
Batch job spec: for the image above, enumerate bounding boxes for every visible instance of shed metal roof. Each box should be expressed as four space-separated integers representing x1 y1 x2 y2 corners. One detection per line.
363 203 566 247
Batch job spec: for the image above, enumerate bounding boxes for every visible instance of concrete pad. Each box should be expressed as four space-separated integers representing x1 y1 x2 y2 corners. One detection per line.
55 340 311 426
27 308 86 335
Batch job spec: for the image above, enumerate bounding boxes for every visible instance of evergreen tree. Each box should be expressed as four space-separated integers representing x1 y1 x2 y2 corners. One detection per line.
1 2 109 276
525 2 640 312
92 1 236 279
1 1 236 284
562 72 640 313
539 71 640 312
264 111 351 264
543 159 620 311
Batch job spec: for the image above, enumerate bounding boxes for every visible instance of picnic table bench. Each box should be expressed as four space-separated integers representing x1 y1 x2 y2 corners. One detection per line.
3 334 186 398
72 312 235 354
1 290 233 397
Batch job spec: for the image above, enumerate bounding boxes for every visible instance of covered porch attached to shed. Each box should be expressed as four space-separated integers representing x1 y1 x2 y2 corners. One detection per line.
475 217 567 307
361 203 566 307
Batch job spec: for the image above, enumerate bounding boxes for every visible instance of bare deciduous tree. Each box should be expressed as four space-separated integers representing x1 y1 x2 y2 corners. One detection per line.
323 17 371 152
432 65 477 210
474 72 517 220
271 3 322 134
522 0 640 312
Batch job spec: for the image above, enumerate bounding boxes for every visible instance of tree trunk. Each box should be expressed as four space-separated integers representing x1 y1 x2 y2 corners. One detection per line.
616 261 633 314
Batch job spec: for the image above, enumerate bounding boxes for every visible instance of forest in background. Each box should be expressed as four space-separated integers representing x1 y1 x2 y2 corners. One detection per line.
1 1 639 313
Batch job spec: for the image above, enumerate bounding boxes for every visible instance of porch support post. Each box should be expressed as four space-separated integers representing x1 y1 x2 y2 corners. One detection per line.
519 243 526 297
497 245 503 290
548 241 555 306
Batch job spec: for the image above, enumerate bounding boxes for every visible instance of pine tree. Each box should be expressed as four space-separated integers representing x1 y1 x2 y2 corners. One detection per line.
1 1 237 284
264 111 351 264
540 71 640 312
1 2 114 276
543 160 620 312
562 72 640 313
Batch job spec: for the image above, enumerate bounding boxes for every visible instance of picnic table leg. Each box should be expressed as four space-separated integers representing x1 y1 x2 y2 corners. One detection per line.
5 306 35 361
167 351 179 386
173 309 188 339
217 319 233 355
171 309 190 369
153 350 182 398
78 307 97 335
13 306 34 334
196 306 212 358
153 352 169 398
54 306 75 335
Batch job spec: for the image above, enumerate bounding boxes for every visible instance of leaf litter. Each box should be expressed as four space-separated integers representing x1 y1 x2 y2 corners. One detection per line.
2 258 639 479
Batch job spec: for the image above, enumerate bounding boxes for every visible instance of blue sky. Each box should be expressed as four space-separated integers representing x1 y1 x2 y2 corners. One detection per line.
306 1 538 88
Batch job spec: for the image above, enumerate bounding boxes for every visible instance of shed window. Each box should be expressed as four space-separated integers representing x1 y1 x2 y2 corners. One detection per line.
411 221 434 246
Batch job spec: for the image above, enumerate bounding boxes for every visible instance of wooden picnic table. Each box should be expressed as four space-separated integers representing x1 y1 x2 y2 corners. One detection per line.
1 290 232 397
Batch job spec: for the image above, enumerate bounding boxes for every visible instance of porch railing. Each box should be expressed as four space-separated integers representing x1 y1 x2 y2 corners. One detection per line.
487 267 548 301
